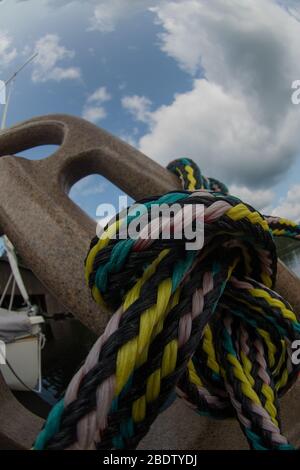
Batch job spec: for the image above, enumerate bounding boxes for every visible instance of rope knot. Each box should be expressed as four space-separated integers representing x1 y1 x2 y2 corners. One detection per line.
35 158 300 451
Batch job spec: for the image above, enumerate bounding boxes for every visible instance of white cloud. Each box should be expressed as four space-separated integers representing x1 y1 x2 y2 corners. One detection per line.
82 85 111 123
82 106 107 122
137 0 300 190
0 31 17 67
272 185 300 222
229 184 275 213
87 86 111 103
121 95 153 124
277 0 300 20
16 0 83 5
47 67 80 81
17 0 160 34
32 34 81 83
89 0 159 33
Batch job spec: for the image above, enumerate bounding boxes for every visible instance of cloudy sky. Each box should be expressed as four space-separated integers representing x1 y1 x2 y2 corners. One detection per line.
1 0 300 221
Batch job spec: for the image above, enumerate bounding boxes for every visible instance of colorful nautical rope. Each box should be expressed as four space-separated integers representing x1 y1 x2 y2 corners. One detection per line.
167 158 300 240
34 158 300 450
167 158 229 195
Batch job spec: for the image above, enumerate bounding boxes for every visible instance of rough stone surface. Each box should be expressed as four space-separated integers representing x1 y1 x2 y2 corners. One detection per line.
0 114 299 450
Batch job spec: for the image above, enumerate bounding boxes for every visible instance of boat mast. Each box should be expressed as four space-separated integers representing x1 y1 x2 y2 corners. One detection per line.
0 52 38 130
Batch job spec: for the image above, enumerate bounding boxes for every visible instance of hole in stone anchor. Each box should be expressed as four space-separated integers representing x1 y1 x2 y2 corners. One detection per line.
69 174 134 226
14 144 60 160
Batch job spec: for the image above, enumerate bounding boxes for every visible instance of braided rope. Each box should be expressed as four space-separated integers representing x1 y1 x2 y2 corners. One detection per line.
167 158 300 240
34 158 300 450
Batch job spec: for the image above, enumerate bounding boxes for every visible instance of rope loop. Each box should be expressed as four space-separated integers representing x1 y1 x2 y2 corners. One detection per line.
34 158 300 450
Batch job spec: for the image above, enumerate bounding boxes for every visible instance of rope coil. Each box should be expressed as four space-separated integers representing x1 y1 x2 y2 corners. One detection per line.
34 158 300 450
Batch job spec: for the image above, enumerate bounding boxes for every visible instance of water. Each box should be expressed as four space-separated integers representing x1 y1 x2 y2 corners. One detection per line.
40 318 96 406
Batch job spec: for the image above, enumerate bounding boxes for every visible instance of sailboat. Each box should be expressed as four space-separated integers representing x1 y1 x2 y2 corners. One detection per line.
0 236 45 391
0 53 45 392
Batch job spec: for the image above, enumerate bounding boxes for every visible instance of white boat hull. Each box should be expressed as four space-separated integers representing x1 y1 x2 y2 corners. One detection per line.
0 236 45 392
0 333 42 391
